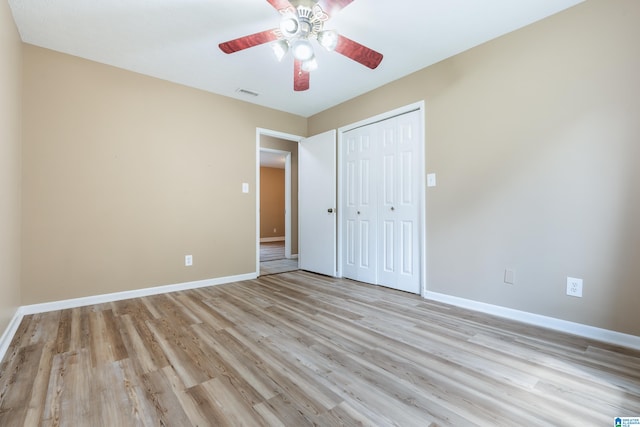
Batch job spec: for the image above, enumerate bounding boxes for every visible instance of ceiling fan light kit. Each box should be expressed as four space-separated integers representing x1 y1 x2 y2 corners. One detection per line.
271 39 289 61
219 0 383 91
301 57 318 72
317 30 339 51
291 39 315 61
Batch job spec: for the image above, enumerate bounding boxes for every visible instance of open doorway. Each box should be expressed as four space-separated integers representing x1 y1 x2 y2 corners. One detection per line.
257 129 302 276
259 149 296 275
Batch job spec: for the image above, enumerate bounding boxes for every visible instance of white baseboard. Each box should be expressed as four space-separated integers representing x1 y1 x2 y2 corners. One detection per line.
20 273 257 315
425 291 640 351
0 309 25 364
0 272 257 363
260 237 285 242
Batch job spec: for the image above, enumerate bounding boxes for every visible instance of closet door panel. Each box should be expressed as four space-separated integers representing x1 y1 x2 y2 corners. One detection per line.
400 151 414 205
378 112 421 294
359 220 373 270
382 154 395 206
401 220 415 276
346 218 356 267
342 128 377 283
343 135 358 278
378 118 399 287
394 111 421 293
382 220 395 274
356 132 377 282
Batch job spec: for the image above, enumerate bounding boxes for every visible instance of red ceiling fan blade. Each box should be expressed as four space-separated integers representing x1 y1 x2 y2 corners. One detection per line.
219 29 279 54
317 0 355 18
294 59 310 91
335 34 383 69
266 0 295 12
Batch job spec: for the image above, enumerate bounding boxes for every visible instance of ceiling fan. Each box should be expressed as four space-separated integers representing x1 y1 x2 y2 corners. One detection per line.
219 0 383 91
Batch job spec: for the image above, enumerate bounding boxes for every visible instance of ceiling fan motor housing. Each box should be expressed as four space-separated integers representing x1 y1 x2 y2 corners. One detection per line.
278 4 327 40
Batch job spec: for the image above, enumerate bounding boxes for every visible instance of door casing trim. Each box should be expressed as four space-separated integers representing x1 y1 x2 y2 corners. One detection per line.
255 128 303 275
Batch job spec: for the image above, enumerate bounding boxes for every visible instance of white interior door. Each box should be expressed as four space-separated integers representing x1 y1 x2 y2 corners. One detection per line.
378 111 421 293
299 130 337 276
339 108 422 294
342 125 377 283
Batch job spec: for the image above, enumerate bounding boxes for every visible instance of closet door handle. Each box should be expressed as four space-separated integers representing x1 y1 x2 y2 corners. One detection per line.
327 208 334 213
357 211 361 215
390 206 395 211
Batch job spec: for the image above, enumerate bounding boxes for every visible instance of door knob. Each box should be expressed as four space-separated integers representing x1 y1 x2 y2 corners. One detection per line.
391 206 395 211
357 211 361 215
327 208 334 213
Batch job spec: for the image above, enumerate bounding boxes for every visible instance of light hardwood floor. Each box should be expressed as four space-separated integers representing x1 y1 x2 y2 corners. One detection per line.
260 258 299 276
1 271 639 426
260 242 298 276
260 242 286 262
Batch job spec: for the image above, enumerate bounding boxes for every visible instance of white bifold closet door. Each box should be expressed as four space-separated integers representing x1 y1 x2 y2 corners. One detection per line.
342 110 421 294
343 122 377 284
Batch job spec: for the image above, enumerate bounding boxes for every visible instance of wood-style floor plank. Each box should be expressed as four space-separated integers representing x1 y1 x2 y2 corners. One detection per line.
1 270 639 426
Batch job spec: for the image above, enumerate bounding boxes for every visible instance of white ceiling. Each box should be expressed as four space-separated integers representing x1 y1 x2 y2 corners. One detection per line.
261 151 286 169
8 0 584 118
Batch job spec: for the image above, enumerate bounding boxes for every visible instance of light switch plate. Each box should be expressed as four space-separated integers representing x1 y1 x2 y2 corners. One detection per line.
504 269 515 285
427 173 437 187
242 183 249 193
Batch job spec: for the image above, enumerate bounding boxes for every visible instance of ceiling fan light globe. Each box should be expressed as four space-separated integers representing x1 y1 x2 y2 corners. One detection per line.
292 39 314 61
301 56 318 72
318 30 338 51
271 40 289 61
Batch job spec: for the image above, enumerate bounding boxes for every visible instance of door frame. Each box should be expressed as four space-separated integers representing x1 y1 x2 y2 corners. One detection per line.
337 101 427 296
256 128 303 275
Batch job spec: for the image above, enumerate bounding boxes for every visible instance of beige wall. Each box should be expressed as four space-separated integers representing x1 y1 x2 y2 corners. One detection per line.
309 0 640 336
260 135 299 254
0 2 22 332
21 45 306 304
260 167 285 239
10 0 640 338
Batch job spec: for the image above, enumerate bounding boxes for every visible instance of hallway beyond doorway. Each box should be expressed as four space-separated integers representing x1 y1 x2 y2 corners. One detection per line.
260 241 298 275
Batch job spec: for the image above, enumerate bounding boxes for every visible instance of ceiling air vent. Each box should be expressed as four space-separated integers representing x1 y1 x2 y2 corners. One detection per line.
236 88 259 97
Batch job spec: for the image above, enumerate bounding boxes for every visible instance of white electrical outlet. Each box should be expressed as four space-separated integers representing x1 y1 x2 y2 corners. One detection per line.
566 277 583 297
185 255 193 266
